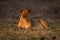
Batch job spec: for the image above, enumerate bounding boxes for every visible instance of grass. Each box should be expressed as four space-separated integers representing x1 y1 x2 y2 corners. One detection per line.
0 21 60 40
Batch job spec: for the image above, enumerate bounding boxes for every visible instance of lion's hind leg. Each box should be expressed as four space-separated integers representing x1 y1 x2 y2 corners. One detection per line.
39 19 49 30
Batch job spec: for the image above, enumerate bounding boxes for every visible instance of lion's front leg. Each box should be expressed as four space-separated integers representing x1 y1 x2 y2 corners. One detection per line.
17 19 24 30
24 20 31 30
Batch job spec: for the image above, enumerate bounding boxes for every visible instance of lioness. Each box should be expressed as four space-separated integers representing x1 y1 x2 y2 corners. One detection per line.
17 9 31 30
17 9 48 30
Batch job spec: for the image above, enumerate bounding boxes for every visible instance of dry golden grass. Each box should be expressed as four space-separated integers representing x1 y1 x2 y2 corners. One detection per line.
0 21 60 40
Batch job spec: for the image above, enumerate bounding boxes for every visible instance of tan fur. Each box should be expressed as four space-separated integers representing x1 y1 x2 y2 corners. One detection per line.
17 9 31 29
39 19 48 29
17 9 48 30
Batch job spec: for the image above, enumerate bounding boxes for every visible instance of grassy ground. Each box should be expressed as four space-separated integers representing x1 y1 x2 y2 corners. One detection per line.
0 21 60 40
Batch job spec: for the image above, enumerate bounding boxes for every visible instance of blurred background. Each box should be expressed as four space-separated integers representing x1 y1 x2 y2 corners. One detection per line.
0 0 60 40
0 0 60 23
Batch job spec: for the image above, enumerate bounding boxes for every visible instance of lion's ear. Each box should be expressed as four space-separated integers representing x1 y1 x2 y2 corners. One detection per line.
20 10 23 13
28 9 31 13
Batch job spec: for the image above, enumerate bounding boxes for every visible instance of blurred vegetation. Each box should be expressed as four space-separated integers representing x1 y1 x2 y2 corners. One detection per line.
0 21 60 40
0 0 60 40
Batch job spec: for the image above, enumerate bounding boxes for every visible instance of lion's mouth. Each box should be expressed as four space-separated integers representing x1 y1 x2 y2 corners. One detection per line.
22 14 29 18
22 15 27 18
